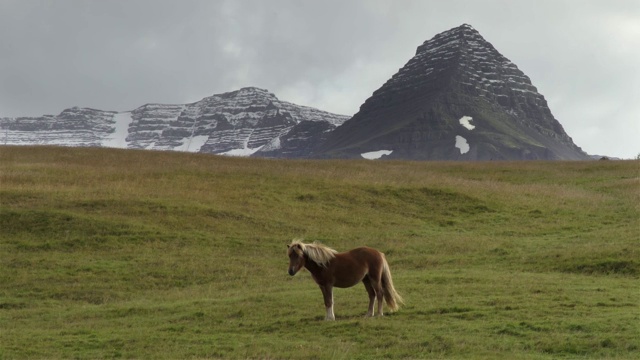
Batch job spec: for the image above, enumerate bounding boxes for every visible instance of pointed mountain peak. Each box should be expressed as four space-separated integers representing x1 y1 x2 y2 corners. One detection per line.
315 25 588 161
455 23 478 33
415 23 486 56
443 23 479 36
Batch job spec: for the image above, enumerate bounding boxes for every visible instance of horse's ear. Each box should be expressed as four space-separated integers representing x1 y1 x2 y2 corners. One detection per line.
287 244 290 248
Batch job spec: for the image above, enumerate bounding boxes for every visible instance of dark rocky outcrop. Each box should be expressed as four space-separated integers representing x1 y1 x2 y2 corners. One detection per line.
255 120 337 158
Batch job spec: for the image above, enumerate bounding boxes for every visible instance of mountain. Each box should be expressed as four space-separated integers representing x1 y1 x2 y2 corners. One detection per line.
1 25 592 161
313 24 589 160
0 107 117 147
0 87 349 155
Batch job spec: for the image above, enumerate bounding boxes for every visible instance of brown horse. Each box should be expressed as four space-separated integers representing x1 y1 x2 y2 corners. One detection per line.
287 240 403 320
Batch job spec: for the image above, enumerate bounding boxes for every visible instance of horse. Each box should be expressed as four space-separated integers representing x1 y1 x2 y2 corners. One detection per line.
286 240 403 320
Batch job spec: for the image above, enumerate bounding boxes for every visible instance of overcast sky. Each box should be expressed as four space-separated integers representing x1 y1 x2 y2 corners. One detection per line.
1 0 638 158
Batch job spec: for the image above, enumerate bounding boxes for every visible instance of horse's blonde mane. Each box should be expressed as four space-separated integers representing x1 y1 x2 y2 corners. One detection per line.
289 240 337 267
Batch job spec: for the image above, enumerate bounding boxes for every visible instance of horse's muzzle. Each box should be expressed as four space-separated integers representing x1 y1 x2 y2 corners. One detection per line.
288 268 295 276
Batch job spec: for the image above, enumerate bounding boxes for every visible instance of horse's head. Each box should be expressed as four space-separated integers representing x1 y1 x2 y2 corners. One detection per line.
287 242 305 276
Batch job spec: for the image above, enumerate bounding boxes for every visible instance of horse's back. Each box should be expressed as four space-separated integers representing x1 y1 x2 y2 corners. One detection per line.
342 246 385 268
345 246 383 259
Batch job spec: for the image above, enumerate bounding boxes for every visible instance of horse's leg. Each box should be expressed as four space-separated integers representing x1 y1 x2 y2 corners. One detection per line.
319 285 335 321
362 277 376 317
369 268 385 317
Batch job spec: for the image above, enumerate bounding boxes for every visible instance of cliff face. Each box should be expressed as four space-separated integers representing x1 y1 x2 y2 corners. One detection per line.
1 87 349 155
1 107 117 147
314 24 589 160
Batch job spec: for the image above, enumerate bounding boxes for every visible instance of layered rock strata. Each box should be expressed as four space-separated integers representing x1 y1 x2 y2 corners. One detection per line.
1 87 349 156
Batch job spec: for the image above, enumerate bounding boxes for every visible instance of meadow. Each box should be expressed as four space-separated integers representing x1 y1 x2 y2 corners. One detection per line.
0 146 638 359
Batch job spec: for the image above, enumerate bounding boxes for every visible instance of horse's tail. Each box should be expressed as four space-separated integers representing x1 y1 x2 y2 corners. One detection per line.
381 254 404 312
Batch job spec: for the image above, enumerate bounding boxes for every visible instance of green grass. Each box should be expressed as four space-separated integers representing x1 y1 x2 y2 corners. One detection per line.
1 146 638 359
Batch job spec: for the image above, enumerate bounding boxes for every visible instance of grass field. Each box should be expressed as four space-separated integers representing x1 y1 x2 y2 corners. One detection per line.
1 146 638 359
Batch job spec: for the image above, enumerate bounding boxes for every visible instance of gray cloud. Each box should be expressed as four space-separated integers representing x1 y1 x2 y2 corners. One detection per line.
1 0 638 158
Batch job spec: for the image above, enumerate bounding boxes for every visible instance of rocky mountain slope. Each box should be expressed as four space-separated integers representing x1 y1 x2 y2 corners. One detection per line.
314 24 589 160
1 87 348 156
1 107 117 148
2 25 591 161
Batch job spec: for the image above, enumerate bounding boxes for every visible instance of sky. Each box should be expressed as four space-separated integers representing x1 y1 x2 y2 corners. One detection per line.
1 0 638 158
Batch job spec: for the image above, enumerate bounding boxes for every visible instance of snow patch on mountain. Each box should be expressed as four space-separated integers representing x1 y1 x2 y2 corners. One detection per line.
459 116 475 130
455 136 470 154
221 146 264 156
181 135 209 152
361 150 393 159
102 112 133 148
261 137 282 152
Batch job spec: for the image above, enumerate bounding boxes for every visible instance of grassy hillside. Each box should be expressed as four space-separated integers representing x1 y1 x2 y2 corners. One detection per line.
1 146 638 359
